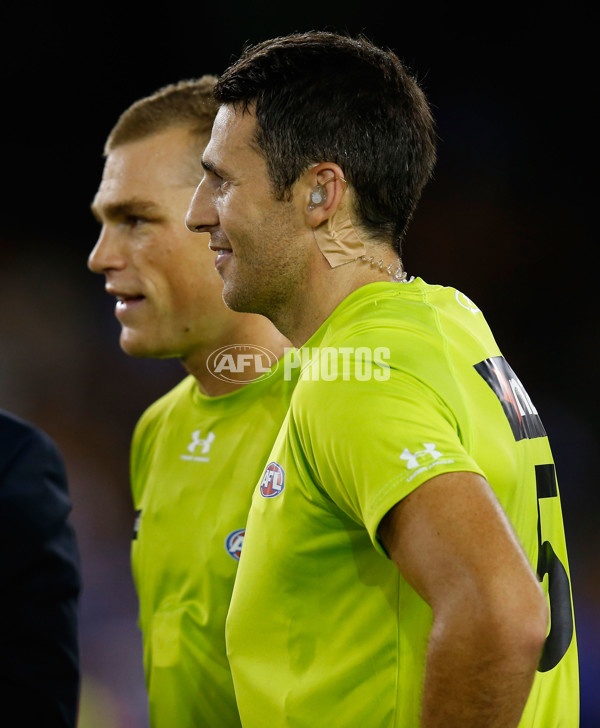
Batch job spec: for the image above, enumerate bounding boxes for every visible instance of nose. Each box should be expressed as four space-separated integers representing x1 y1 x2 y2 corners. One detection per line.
87 227 126 274
186 178 218 233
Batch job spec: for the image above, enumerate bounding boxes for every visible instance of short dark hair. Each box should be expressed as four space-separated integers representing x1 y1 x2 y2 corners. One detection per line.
214 31 437 253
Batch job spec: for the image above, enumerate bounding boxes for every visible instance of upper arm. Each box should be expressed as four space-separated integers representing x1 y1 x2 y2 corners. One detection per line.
378 471 547 621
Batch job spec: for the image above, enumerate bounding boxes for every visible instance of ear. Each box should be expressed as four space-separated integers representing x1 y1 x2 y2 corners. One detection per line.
303 162 347 227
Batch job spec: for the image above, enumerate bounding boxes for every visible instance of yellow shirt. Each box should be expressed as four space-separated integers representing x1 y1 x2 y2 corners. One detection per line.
131 358 297 727
227 280 579 727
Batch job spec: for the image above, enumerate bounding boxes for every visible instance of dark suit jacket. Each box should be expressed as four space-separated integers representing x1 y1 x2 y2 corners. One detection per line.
0 410 81 727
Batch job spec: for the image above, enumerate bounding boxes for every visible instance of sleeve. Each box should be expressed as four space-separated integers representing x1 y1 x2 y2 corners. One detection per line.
0 415 81 727
294 352 485 555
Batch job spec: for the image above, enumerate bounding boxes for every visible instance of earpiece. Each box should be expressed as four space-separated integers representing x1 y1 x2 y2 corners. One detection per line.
309 185 327 208
308 176 347 209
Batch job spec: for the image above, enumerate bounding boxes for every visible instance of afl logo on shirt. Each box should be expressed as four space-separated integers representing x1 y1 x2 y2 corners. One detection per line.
225 528 245 561
260 462 285 498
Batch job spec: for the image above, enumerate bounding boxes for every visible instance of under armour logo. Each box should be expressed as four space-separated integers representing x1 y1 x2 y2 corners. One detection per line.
188 430 215 455
400 443 442 470
180 430 216 462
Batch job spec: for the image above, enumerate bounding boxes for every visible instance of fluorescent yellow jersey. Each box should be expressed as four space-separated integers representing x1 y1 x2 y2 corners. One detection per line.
227 280 578 728
131 358 297 727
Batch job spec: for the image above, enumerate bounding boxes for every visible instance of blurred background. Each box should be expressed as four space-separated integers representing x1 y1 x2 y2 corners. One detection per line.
1 2 596 725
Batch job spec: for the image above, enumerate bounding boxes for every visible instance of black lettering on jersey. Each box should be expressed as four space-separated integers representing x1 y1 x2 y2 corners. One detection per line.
474 356 546 441
133 509 142 540
534 463 574 671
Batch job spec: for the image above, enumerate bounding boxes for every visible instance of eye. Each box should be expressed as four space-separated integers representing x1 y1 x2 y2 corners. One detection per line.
123 214 149 228
211 170 231 193
210 172 229 192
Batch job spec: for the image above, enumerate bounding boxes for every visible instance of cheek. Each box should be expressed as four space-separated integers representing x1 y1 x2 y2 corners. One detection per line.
218 191 263 232
217 203 240 239
170 267 225 310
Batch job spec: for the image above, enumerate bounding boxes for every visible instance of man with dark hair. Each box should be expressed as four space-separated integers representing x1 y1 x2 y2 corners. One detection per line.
89 77 297 727
186 31 579 727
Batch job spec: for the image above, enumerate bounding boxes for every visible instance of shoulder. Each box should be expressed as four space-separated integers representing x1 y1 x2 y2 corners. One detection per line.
321 281 442 356
319 281 497 392
133 375 195 437
329 279 490 340
0 410 71 540
0 409 64 477
143 374 195 416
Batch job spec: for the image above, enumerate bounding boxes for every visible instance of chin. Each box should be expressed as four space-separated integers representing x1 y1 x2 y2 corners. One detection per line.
222 282 263 316
119 332 168 359
120 342 154 358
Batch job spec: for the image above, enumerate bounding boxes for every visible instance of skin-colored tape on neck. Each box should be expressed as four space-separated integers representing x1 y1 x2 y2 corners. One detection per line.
312 205 367 268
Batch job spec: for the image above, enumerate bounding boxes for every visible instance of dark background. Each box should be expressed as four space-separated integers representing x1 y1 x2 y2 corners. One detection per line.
1 3 597 725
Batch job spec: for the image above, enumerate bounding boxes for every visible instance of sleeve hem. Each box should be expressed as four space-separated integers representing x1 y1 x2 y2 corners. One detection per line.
364 463 487 557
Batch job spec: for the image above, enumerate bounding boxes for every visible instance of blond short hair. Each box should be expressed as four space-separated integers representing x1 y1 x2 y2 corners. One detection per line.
105 75 219 155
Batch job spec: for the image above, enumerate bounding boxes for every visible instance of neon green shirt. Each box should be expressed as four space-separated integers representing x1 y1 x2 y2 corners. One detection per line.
130 359 296 727
227 280 578 727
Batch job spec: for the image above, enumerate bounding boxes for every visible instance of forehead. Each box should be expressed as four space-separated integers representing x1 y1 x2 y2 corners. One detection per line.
203 105 263 174
94 127 201 209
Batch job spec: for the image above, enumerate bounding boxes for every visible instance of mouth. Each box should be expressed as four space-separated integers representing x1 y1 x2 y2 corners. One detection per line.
109 290 146 318
209 241 233 269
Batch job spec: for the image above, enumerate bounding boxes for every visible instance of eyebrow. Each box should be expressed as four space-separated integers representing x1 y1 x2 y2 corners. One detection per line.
90 198 161 223
201 157 229 178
